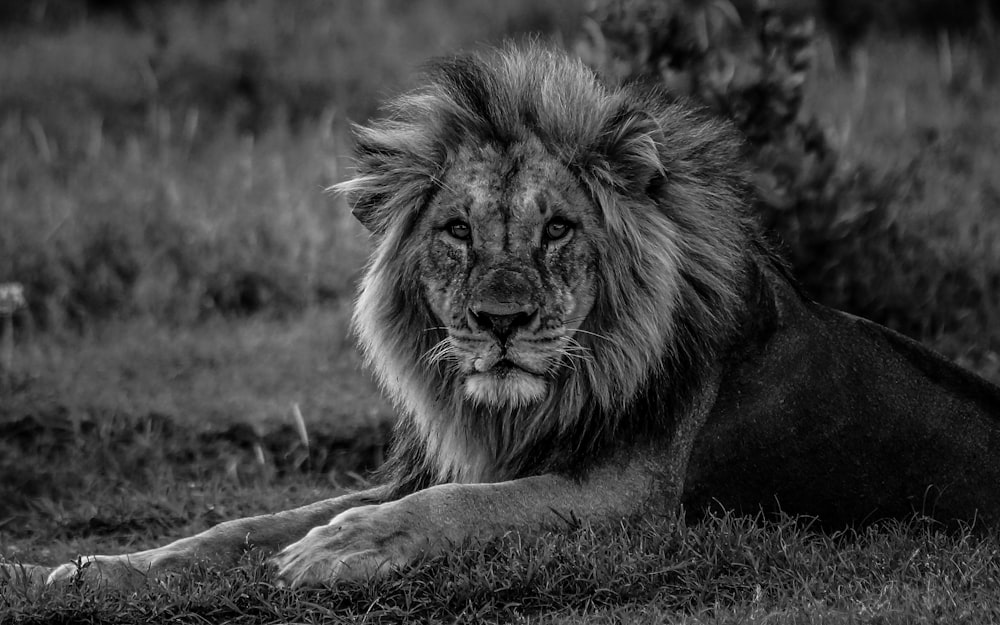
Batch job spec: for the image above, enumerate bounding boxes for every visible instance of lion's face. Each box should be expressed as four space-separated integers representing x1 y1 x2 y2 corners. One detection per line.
344 45 751 481
416 138 600 407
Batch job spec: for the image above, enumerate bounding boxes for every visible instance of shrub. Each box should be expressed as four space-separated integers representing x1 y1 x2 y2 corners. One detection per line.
577 0 999 341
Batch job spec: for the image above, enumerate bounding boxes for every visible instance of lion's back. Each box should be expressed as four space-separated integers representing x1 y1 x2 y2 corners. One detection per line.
685 271 1000 527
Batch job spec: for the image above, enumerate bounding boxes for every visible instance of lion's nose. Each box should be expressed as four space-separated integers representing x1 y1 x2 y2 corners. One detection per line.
467 304 538 345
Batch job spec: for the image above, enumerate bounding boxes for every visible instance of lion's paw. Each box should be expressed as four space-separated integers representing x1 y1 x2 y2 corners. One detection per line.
46 550 179 588
0 561 53 587
270 503 428 587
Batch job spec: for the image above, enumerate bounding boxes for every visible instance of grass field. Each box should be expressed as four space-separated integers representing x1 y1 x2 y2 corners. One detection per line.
4 514 1000 624
3 0 1000 622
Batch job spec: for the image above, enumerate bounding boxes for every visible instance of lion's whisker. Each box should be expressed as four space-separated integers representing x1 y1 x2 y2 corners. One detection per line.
560 349 592 359
569 328 613 342
557 361 579 375
560 336 595 357
560 350 594 365
553 354 580 375
422 337 455 366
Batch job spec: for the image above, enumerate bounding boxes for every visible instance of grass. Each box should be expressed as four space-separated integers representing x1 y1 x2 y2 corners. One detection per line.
4 304 386 430
2 0 1000 622
0 308 390 566
4 513 1000 623
0 0 583 329
0 118 366 328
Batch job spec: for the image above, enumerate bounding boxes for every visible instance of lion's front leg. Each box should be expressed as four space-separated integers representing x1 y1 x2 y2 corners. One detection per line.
269 372 721 588
44 486 389 587
271 453 669 586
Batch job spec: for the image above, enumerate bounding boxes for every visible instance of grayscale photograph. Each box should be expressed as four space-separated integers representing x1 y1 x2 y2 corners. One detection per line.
2 1 999 622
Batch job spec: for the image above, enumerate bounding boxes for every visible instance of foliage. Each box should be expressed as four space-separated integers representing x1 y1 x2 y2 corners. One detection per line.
578 0 1000 341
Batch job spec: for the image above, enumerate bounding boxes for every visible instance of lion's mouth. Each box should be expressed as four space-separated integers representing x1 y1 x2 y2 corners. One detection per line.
472 355 543 377
493 359 536 375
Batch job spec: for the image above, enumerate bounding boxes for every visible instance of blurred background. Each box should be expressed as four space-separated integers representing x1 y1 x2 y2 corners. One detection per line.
1 0 999 557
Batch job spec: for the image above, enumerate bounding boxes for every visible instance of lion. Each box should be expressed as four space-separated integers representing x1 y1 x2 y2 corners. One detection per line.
10 44 1000 588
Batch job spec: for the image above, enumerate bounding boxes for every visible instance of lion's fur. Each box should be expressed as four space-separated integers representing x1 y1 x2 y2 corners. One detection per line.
338 45 768 489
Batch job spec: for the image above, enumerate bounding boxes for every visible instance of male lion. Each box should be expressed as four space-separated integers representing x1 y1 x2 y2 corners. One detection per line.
20 45 1000 587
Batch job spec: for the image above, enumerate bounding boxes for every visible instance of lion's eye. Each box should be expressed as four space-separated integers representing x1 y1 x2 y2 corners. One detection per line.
544 218 572 242
446 220 471 241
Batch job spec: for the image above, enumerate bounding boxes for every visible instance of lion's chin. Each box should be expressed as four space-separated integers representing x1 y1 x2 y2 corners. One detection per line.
463 369 547 407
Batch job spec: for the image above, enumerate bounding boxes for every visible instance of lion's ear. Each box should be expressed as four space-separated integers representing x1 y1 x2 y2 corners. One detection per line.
329 177 383 233
333 160 436 235
351 201 380 233
342 182 428 235
597 108 666 196
335 120 442 234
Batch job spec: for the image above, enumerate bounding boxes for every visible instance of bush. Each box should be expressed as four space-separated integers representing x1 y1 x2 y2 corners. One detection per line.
577 0 999 341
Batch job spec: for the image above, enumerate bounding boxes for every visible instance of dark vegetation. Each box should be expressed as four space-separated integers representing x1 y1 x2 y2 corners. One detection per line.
581 0 1000 344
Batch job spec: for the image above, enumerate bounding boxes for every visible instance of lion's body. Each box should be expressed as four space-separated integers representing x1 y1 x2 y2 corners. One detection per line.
687 267 1000 527
13 44 1000 588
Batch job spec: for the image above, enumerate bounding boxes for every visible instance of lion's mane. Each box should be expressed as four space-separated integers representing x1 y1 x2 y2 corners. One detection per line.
337 45 766 493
